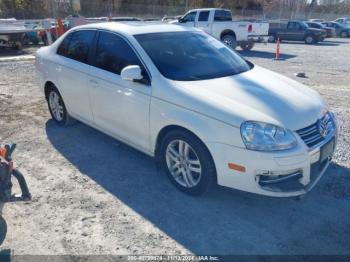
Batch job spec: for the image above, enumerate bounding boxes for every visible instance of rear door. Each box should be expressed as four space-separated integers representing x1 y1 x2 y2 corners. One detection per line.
286 22 303 40
55 30 96 123
88 31 152 151
195 10 211 34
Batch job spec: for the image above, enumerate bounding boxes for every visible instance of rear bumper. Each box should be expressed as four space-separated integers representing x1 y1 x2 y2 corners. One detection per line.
247 35 269 43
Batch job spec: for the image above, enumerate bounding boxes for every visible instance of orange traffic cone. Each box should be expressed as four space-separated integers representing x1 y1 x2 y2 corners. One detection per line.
274 38 282 60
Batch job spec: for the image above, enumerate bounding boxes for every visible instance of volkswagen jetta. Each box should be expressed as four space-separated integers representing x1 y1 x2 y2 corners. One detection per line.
36 22 337 197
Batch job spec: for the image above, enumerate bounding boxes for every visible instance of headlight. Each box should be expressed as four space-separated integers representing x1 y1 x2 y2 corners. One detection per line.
240 121 297 151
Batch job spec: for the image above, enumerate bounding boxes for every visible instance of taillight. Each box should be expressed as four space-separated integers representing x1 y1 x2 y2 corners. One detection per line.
248 24 253 33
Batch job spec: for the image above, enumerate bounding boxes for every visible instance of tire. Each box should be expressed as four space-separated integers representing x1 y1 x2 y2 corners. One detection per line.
239 41 255 51
268 34 277 43
23 35 29 45
305 35 314 44
46 85 75 126
159 129 217 196
221 34 237 50
340 31 348 38
12 41 22 50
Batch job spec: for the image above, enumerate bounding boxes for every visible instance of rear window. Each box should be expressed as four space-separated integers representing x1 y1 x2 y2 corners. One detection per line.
57 34 72 57
214 10 232 22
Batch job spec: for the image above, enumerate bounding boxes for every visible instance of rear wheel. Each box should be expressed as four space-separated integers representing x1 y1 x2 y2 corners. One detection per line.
221 34 237 50
239 41 255 51
159 130 217 196
46 85 75 126
12 41 22 50
340 31 348 38
268 34 277 43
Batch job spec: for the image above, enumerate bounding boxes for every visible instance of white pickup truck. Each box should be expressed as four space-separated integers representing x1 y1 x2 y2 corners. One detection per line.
171 8 269 50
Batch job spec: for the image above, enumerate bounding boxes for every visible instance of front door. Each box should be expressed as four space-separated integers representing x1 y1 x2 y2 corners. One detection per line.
88 31 152 151
179 11 197 27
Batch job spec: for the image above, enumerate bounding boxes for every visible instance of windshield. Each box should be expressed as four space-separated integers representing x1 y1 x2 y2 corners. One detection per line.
135 31 251 81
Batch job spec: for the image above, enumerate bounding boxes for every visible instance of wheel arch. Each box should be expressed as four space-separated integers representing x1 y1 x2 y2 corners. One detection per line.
154 124 218 183
44 81 57 100
220 29 236 40
155 125 201 156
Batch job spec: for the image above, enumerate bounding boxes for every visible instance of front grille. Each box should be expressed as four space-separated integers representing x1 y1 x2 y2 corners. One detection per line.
296 113 334 148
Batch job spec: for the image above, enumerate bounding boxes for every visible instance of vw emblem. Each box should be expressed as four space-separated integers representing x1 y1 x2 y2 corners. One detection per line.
317 118 328 138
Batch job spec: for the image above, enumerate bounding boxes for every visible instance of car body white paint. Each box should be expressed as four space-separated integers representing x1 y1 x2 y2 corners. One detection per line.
36 22 337 197
171 8 270 46
170 8 250 42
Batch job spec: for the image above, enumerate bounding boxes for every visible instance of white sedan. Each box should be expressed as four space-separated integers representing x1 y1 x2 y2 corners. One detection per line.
36 22 337 197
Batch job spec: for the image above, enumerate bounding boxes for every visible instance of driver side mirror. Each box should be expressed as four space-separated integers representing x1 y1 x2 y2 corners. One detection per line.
178 17 184 23
121 65 143 82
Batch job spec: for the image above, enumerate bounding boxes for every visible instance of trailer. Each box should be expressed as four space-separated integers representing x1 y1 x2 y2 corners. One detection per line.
0 19 32 50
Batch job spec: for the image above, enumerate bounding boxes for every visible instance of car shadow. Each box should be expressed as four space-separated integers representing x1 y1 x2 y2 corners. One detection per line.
238 50 296 60
45 120 350 255
279 40 340 46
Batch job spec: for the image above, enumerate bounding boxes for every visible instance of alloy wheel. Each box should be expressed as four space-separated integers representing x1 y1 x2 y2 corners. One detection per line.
165 139 202 188
49 91 64 122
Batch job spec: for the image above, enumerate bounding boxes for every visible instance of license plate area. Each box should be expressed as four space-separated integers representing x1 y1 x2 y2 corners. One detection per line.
320 138 335 163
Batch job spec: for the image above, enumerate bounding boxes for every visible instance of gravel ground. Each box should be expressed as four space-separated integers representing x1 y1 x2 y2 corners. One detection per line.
0 39 350 257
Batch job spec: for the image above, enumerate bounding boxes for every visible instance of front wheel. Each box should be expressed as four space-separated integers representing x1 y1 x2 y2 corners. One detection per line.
159 130 217 196
221 34 237 50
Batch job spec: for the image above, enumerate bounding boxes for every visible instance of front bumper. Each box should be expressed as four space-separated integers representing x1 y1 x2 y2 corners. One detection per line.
206 132 337 197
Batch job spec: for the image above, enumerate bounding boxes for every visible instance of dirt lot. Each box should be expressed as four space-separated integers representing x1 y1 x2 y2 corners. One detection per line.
0 38 350 257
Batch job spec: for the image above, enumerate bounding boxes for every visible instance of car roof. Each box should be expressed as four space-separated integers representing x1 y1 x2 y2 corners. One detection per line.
189 8 230 12
72 22 196 35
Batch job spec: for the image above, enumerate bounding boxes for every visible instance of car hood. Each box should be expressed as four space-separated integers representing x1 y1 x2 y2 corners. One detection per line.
166 66 327 131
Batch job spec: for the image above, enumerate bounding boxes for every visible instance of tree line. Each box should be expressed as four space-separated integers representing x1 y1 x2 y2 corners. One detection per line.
0 0 349 19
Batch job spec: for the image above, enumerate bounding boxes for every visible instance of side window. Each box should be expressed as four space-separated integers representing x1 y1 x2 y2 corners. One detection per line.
198 11 209 22
94 31 147 78
182 12 196 23
214 10 232 21
65 30 95 63
57 33 72 57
